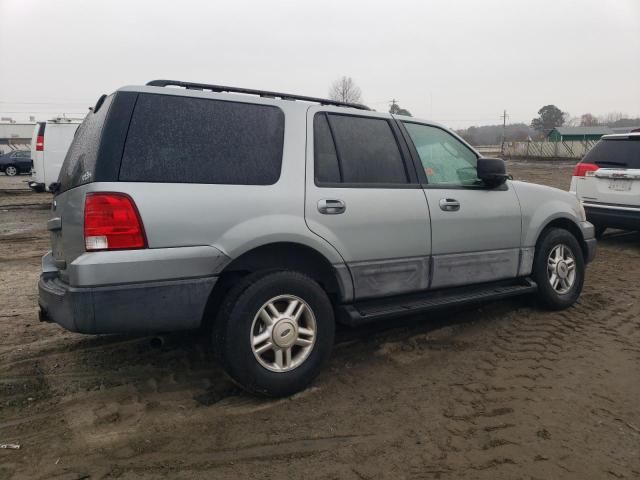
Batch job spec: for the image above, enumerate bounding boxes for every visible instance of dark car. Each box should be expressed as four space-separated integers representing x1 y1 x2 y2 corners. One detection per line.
0 150 32 176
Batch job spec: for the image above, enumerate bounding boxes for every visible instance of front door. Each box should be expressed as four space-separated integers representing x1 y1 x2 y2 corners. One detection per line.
400 121 522 289
305 108 431 300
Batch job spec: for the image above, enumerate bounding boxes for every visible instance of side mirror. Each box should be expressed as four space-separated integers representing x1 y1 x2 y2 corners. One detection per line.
477 157 508 187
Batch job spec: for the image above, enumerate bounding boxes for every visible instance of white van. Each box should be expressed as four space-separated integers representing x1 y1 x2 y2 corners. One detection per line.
29 118 82 192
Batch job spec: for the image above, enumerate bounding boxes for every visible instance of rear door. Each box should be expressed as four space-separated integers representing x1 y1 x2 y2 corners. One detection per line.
399 121 522 289
575 137 640 207
305 108 431 300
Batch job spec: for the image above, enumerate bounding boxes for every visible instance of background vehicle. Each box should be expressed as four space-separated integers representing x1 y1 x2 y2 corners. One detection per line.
39 81 596 397
570 133 640 237
29 118 82 192
0 150 32 176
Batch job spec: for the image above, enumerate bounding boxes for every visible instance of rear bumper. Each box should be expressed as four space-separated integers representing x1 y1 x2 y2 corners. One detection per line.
584 203 640 231
38 273 217 334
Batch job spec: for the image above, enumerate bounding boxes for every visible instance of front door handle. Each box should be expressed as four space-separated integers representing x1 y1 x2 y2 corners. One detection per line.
439 198 460 212
318 199 346 215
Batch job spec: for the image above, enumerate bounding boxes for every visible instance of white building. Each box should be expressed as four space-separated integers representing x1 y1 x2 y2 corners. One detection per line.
0 122 35 154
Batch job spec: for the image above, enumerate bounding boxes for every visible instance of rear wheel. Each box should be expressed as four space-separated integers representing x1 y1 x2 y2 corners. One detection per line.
213 271 335 397
532 228 585 310
4 165 17 176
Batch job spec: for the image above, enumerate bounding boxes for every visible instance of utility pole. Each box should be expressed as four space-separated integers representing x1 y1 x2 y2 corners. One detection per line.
389 99 398 114
500 109 508 154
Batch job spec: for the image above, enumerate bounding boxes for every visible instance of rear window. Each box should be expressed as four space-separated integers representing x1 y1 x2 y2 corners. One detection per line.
119 94 285 185
58 94 114 192
583 138 640 169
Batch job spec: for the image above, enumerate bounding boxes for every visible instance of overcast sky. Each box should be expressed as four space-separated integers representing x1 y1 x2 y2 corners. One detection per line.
1 0 638 128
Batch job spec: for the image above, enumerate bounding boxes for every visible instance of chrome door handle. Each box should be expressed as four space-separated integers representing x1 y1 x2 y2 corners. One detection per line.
318 199 346 215
439 198 460 212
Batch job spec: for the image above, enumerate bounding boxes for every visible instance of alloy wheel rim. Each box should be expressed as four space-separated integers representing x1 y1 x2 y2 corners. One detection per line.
547 244 576 294
250 294 316 373
6 166 17 176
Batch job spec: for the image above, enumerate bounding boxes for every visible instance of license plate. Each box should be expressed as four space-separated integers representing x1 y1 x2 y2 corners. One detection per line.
608 179 632 191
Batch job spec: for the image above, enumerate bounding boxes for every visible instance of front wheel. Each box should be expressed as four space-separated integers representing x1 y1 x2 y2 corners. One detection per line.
532 228 585 310
4 165 18 176
213 271 335 397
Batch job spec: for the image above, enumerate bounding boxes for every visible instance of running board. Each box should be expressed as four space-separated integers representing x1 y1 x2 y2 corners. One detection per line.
338 279 537 326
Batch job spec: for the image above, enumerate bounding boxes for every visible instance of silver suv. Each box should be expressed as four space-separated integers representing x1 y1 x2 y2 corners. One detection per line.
39 80 597 396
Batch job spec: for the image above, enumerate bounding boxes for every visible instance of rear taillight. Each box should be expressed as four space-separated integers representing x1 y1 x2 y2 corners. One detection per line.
84 193 146 251
573 162 599 177
35 135 44 151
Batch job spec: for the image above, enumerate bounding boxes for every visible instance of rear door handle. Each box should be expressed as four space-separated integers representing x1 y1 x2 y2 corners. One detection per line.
318 199 346 215
439 198 460 212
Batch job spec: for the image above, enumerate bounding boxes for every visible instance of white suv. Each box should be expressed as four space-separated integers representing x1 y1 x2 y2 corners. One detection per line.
570 132 640 237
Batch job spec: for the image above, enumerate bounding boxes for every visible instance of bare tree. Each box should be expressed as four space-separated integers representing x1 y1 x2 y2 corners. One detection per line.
329 76 363 104
564 115 580 127
580 113 599 126
601 112 625 126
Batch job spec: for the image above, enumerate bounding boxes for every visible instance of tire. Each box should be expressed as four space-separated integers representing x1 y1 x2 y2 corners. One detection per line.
213 270 335 397
532 228 585 310
594 224 607 239
4 165 18 176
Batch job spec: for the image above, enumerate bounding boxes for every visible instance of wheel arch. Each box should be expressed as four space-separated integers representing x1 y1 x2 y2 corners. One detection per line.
202 241 353 329
536 216 588 261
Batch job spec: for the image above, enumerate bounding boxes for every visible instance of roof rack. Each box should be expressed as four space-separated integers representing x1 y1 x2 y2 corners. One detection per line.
146 79 370 111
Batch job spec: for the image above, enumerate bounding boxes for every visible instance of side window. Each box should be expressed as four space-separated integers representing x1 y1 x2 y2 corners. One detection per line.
313 113 408 185
120 94 285 185
403 123 480 186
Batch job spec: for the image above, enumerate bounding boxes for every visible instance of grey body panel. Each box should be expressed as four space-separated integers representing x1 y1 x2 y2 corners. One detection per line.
431 248 519 289
510 180 590 246
518 247 535 277
64 246 229 287
348 256 430 299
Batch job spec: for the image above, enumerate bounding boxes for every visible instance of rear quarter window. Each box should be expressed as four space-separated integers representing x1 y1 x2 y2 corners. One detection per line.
583 138 640 169
119 94 285 185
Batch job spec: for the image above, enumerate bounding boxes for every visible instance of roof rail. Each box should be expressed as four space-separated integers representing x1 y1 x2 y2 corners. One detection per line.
146 79 370 111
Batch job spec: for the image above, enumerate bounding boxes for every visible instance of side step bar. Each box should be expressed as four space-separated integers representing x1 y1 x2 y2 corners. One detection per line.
338 278 537 326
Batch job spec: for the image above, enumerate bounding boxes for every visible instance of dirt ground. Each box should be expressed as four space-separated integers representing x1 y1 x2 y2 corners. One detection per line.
1 162 639 480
